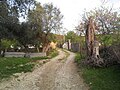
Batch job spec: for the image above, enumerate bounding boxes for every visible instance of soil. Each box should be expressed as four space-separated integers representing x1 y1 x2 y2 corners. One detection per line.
0 49 88 90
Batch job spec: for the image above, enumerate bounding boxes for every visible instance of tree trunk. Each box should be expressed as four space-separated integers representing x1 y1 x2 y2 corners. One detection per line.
36 46 40 53
85 17 104 67
42 43 50 53
85 17 95 56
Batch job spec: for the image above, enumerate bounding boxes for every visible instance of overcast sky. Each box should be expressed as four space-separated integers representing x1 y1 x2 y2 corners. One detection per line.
36 0 120 31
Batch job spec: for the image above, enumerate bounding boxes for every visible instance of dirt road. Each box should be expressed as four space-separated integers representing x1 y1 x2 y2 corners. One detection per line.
0 49 88 90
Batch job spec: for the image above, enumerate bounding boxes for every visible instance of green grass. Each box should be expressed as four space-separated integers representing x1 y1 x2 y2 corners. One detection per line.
0 57 34 80
48 49 59 58
75 53 86 63
75 54 120 90
31 56 49 61
0 49 59 80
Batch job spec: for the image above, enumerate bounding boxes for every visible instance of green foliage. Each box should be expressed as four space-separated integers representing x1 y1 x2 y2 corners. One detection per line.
0 39 19 50
1 39 12 50
101 35 112 46
112 33 120 45
65 31 80 43
75 54 81 63
31 56 49 61
0 0 36 48
26 3 63 51
96 34 120 47
0 1 63 52
75 53 86 63
98 35 113 46
43 3 63 33
48 49 59 58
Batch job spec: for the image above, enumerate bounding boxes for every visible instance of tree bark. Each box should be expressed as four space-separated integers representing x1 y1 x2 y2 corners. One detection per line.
85 17 104 67
42 43 50 53
85 17 95 56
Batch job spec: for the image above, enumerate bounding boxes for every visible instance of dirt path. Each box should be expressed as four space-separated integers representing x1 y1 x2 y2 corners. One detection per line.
0 49 88 90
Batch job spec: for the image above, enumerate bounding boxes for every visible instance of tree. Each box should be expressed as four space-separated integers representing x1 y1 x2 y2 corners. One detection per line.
42 3 63 52
0 0 36 40
0 0 19 53
75 5 120 67
81 6 120 35
16 22 34 51
27 3 44 52
28 3 63 52
85 17 104 67
0 0 36 52
65 31 80 43
0 1 18 39
76 6 120 47
75 22 86 36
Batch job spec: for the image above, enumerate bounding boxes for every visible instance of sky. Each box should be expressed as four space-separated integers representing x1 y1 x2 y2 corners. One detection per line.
36 0 120 31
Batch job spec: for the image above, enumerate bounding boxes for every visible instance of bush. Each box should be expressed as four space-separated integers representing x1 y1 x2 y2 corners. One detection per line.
100 45 120 66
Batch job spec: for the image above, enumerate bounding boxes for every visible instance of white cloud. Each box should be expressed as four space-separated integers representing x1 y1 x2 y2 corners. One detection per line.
36 0 119 31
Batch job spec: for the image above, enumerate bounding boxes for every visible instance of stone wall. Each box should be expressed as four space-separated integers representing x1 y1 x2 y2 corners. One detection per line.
5 52 25 57
25 53 46 58
4 52 46 58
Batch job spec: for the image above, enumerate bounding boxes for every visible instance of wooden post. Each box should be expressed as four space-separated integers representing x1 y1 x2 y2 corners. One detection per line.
68 39 71 50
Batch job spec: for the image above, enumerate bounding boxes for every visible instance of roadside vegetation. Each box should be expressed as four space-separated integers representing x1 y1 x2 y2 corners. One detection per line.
72 4 120 89
0 57 34 80
48 49 59 58
75 54 120 90
0 49 58 81
0 0 61 81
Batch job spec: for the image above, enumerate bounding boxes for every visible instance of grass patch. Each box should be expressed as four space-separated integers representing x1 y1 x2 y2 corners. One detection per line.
48 49 59 58
75 54 120 90
0 57 34 80
31 56 49 61
0 49 59 80
75 53 81 63
0 56 49 80
75 53 85 64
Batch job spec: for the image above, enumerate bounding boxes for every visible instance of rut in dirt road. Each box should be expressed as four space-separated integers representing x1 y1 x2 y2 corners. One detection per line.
0 49 88 90
54 51 88 90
